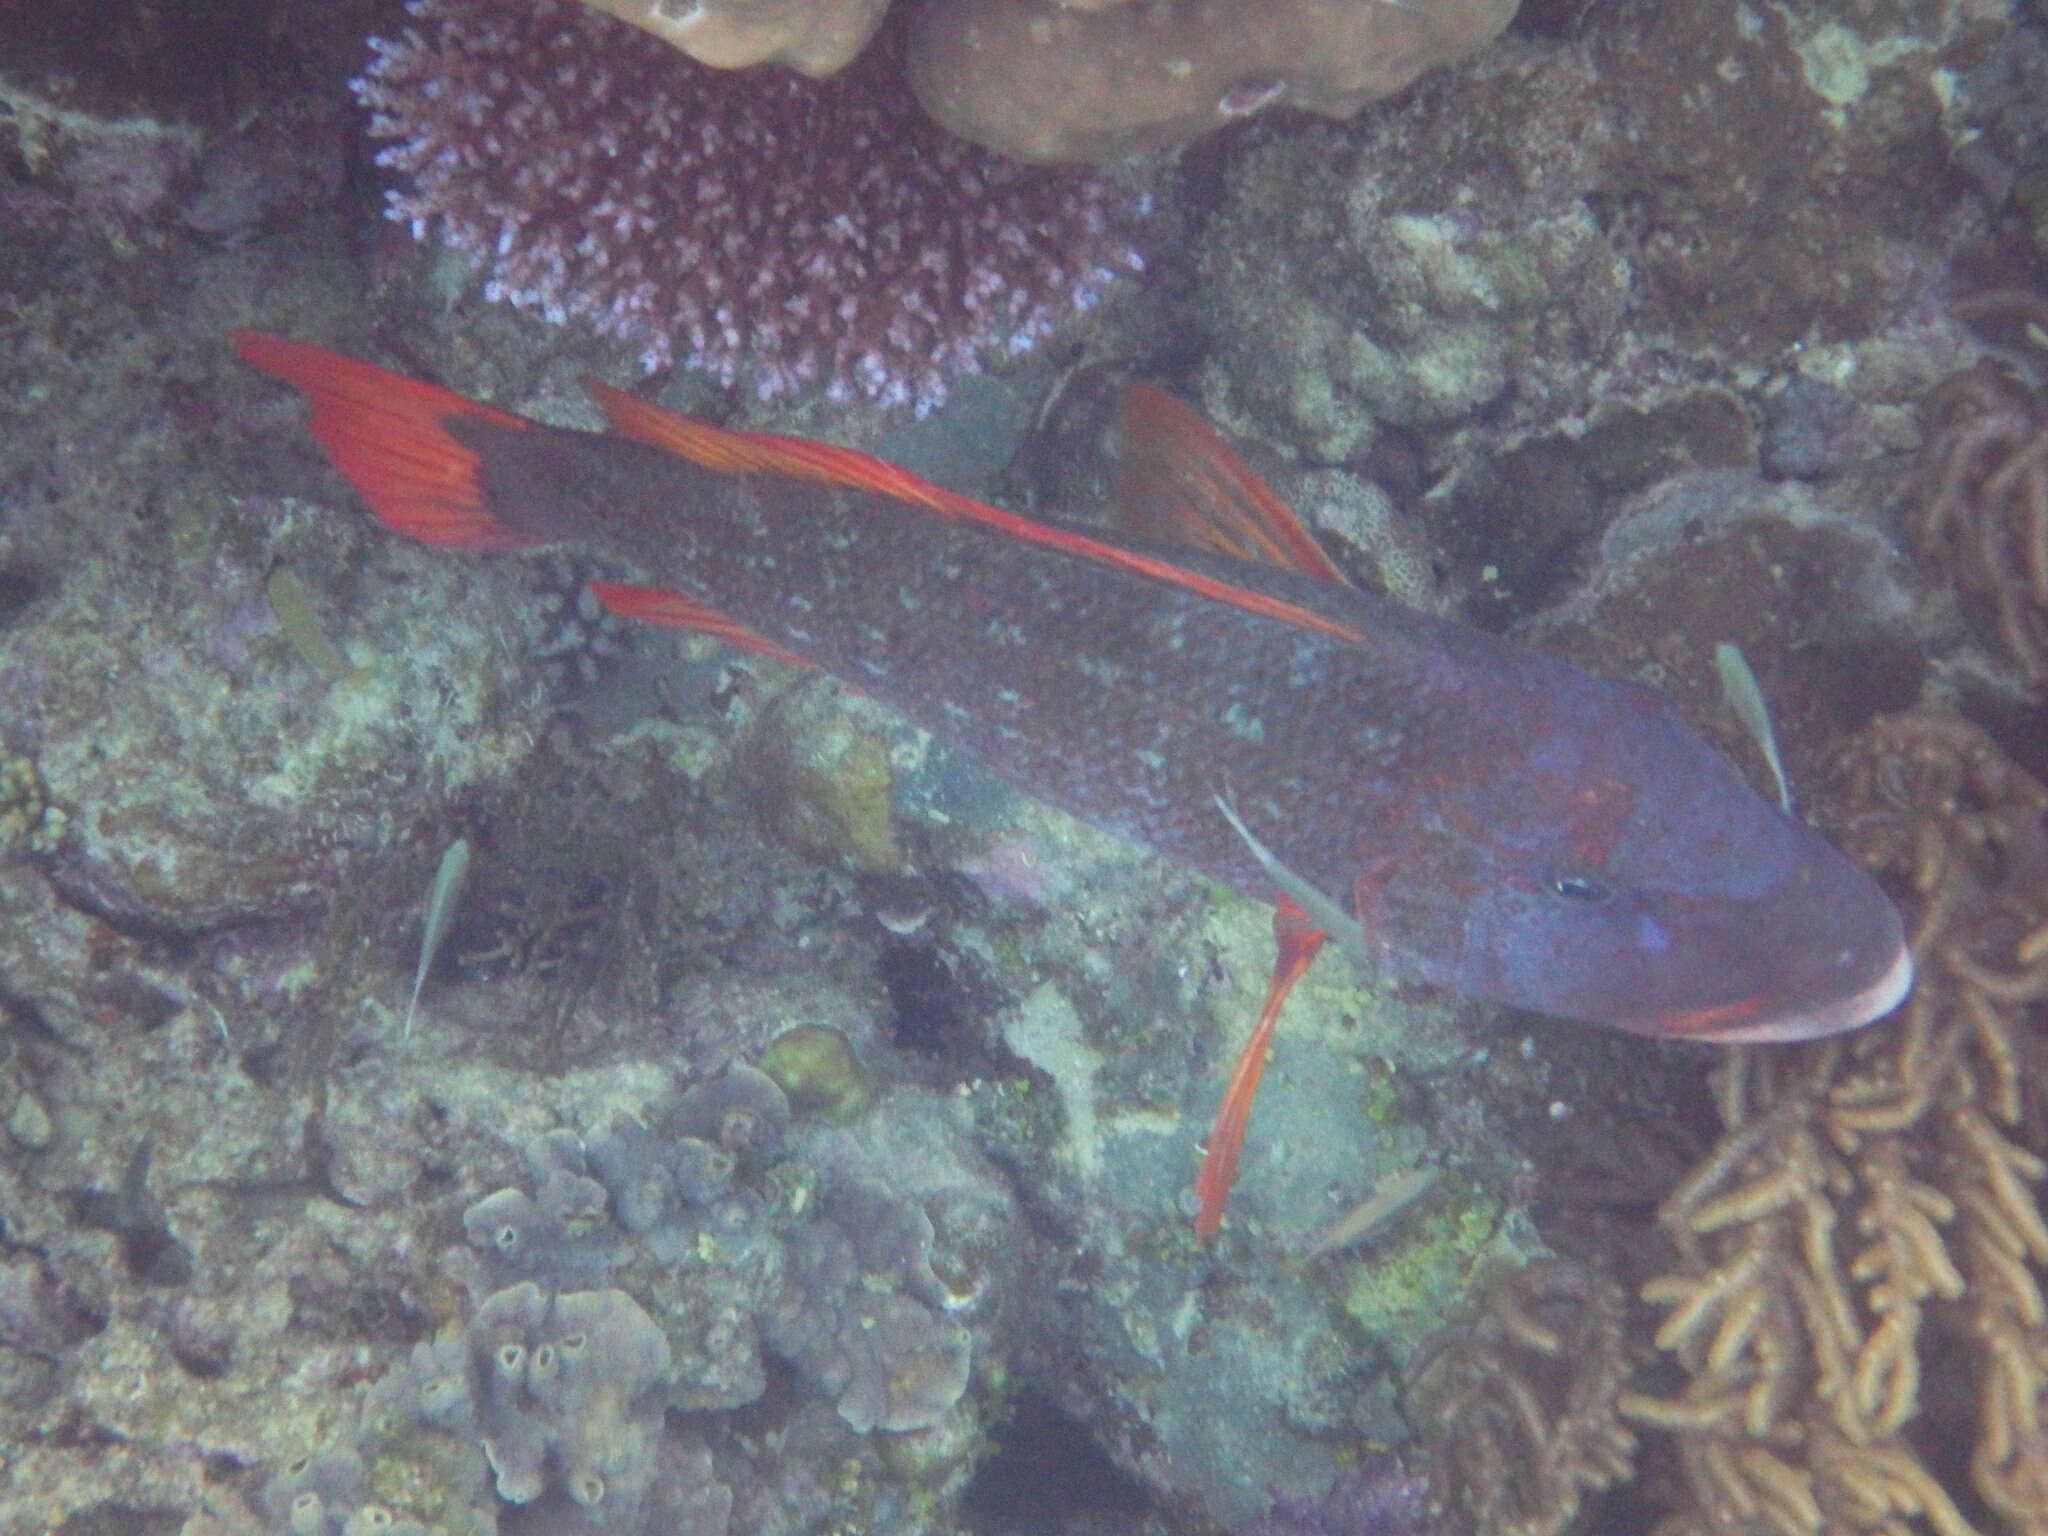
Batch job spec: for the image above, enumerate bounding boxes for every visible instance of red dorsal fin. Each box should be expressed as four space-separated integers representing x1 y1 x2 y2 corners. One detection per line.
1112 382 1349 585
587 380 1371 648
586 380 989 516
584 580 815 668
232 330 539 551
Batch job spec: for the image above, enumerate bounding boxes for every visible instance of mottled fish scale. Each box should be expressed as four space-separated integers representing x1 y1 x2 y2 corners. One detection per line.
459 417 1460 898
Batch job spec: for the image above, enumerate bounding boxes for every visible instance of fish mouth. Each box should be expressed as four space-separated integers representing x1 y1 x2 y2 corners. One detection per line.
1674 941 1916 1044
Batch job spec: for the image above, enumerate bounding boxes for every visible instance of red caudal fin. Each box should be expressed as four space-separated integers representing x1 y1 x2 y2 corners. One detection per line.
1194 896 1328 1239
232 330 539 551
1111 382 1350 585
584 581 817 669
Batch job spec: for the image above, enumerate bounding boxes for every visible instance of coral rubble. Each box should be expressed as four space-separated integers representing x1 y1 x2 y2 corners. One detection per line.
1621 710 2048 1536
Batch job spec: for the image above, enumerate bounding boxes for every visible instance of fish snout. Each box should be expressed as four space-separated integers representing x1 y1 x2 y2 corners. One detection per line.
1672 938 1914 1043
1640 864 1914 1043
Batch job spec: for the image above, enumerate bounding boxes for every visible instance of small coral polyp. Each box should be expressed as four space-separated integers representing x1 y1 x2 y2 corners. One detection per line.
355 0 1142 412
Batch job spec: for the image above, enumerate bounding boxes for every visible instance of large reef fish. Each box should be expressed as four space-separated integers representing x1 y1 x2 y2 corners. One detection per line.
233 331 1913 1235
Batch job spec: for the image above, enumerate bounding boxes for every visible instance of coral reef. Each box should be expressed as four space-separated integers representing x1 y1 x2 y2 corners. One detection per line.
260 1280 731 1534
363 1282 681 1524
1619 710 2048 1536
0 76 202 236
356 0 1142 411
904 0 1518 164
758 1023 876 1125
1406 1258 1637 1536
0 752 67 855
1191 0 1980 485
227 1054 1012 1534
952 800 1545 1528
453 1068 976 1434
12 0 2048 1531
1911 305 2048 688
1522 468 1924 799
1244 1448 1430 1536
261 1449 432 1536
577 0 887 75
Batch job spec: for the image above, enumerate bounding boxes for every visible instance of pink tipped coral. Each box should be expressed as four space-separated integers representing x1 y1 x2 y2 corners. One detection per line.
355 0 1143 412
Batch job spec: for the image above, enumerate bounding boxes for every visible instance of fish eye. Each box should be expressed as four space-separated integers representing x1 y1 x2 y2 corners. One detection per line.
1549 874 1610 903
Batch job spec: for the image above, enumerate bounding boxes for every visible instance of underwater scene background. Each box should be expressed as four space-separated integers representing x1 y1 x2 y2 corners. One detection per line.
0 0 2045 1533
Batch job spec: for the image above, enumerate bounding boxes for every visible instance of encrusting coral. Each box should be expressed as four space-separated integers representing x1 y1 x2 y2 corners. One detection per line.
455 1066 975 1434
1911 296 2048 688
904 0 1521 164
1619 709 2048 1536
256 1063 986 1531
1405 1257 1638 1536
369 1281 678 1520
576 0 888 74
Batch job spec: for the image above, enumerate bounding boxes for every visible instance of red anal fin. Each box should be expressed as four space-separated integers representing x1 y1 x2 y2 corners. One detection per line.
586 580 816 668
232 330 539 551
1112 382 1350 587
588 380 1370 648
1194 895 1328 1239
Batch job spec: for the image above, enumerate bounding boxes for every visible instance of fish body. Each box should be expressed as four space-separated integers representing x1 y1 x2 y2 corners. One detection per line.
444 382 1908 1042
234 331 1912 1220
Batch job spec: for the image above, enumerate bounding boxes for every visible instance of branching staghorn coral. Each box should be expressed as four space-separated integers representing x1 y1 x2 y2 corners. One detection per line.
1912 296 2048 687
1406 1257 1638 1536
1620 708 2048 1536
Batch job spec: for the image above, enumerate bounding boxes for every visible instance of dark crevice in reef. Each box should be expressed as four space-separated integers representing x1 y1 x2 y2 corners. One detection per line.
960 1392 1156 1535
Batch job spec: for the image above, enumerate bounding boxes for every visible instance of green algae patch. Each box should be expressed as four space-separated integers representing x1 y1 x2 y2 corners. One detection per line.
746 691 902 872
0 754 67 853
963 1072 1063 1173
1338 1180 1521 1349
759 1024 875 1125
266 566 373 685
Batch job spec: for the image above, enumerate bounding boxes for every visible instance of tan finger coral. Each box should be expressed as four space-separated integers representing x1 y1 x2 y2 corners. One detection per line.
1912 294 2048 688
905 0 1521 163
1621 709 2048 1536
1407 1258 1638 1536
576 0 888 75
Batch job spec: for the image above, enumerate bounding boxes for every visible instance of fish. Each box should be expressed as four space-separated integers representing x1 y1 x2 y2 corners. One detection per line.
231 331 1913 1236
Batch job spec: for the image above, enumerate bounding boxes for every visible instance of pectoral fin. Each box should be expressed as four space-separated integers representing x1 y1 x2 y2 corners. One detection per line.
1194 894 1326 1239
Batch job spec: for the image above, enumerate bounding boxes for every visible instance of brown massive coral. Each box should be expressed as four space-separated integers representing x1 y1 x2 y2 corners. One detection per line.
1620 709 2048 1536
577 0 888 74
905 0 1521 162
577 0 1521 162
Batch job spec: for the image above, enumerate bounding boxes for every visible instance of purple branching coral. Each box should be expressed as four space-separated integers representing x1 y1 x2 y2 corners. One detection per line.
355 0 1145 412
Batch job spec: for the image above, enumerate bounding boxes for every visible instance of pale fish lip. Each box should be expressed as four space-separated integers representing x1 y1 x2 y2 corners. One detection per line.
1691 941 1916 1044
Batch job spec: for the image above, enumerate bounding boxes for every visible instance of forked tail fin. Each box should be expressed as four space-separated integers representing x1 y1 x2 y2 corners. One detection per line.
232 330 539 551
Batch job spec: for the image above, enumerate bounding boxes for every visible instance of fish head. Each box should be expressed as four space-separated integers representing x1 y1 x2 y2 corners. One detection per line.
1351 689 1912 1043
